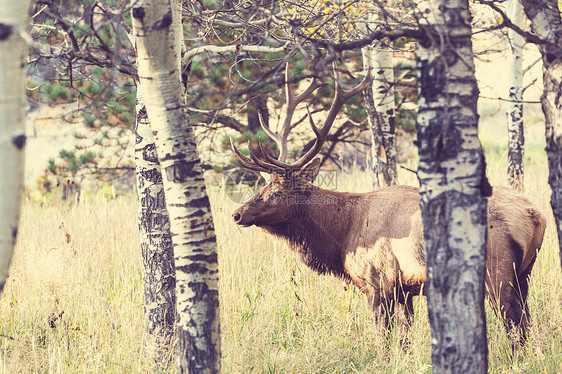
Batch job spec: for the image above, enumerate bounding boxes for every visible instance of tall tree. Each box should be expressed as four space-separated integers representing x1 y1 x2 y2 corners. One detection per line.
132 0 221 372
506 0 525 191
362 44 384 189
371 40 398 186
520 0 562 270
0 0 31 293
135 92 176 367
415 0 490 372
362 9 399 188
123 22 177 368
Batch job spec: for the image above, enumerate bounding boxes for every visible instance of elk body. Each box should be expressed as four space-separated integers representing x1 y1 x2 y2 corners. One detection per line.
233 178 546 341
231 65 546 342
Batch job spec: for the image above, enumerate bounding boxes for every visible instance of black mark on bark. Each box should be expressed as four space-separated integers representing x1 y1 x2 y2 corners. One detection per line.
164 159 198 183
132 6 146 20
153 13 172 30
12 135 26 149
0 23 12 40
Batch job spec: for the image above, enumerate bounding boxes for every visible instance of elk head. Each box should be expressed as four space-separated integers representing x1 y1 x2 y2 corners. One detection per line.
231 64 372 228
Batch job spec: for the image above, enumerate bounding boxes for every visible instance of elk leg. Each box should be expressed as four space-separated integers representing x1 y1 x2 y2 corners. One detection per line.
397 293 414 327
488 275 530 347
505 263 534 345
392 294 414 347
500 286 528 345
391 284 414 328
486 233 533 346
381 291 397 327
364 256 403 331
365 286 397 331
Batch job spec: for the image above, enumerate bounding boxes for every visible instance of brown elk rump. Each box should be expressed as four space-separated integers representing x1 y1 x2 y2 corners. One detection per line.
233 181 546 342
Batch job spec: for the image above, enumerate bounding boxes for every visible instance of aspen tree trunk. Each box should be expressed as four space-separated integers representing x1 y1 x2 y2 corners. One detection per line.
135 92 176 366
362 45 383 189
362 42 398 188
415 0 490 372
506 0 525 191
132 0 220 372
362 10 398 189
373 42 398 186
0 0 30 293
521 0 562 270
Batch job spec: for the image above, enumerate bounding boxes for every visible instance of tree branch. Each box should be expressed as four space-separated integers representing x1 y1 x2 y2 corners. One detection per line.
183 42 291 64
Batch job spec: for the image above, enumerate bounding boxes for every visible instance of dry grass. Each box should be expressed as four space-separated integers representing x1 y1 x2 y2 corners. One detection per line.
1 130 561 372
0 198 150 373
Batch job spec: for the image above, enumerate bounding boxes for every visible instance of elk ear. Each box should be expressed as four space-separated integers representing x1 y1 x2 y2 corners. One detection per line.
295 157 321 183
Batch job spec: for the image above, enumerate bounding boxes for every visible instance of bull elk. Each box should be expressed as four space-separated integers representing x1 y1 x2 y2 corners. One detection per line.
231 65 547 344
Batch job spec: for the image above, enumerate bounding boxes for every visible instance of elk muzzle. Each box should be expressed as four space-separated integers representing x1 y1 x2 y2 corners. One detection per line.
232 205 253 227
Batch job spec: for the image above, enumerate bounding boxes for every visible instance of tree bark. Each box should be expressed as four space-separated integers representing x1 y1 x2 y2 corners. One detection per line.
135 91 176 367
362 45 383 189
521 0 562 271
132 0 221 373
362 37 398 188
0 0 30 293
506 0 525 192
415 1 490 372
373 42 398 186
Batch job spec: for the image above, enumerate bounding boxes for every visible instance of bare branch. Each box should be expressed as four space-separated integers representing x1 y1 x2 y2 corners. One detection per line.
183 42 291 65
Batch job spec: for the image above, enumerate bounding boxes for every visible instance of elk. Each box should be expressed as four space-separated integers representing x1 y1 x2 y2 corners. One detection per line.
231 65 547 343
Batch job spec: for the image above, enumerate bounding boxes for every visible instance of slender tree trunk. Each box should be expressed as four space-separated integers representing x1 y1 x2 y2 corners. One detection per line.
415 1 490 372
0 0 31 293
361 11 398 188
362 45 383 189
362 41 398 188
132 0 221 372
135 91 176 367
373 42 398 186
521 0 562 270
506 0 525 191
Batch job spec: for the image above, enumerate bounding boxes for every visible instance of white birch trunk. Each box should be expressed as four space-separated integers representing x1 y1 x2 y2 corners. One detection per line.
415 0 489 372
521 0 562 271
0 0 30 293
132 0 220 372
362 21 398 188
135 91 176 367
362 45 383 189
506 0 525 191
372 42 398 186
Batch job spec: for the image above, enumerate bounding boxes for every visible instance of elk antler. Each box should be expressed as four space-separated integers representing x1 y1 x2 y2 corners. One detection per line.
231 63 372 176
261 64 326 163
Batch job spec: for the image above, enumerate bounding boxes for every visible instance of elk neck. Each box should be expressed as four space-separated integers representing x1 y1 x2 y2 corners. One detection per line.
259 187 370 280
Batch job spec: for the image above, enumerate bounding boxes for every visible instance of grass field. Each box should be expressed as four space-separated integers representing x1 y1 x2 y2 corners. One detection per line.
1 120 561 373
